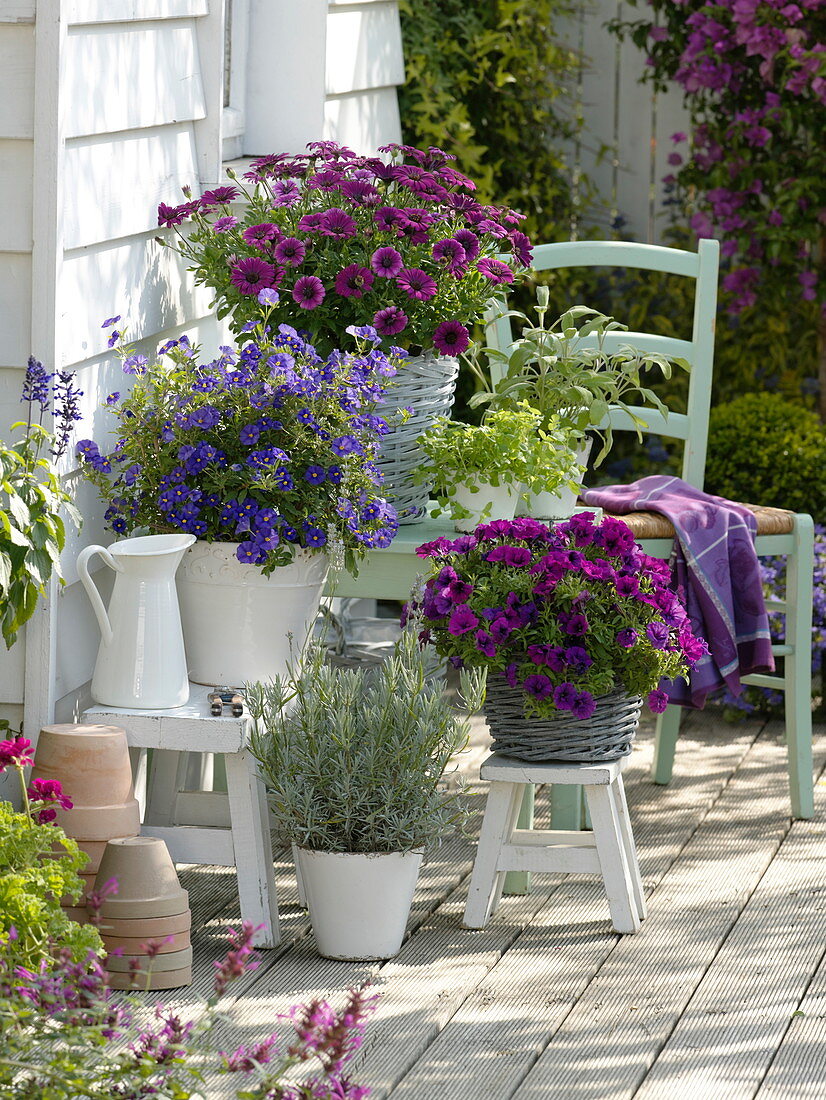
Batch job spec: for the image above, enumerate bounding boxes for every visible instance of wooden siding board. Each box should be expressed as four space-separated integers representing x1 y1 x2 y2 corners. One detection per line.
0 253 33 363
64 22 206 138
66 0 209 24
63 126 199 249
0 23 35 138
326 2 404 97
323 87 401 155
0 140 33 251
0 3 35 23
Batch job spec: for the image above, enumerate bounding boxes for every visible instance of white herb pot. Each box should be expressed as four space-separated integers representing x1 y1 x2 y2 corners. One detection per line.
521 438 593 522
176 541 329 686
451 479 523 532
295 847 424 960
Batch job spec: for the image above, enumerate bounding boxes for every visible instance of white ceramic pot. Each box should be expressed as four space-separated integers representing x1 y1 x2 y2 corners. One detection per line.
521 438 593 522
451 479 522 533
295 847 423 960
176 541 329 686
77 534 195 708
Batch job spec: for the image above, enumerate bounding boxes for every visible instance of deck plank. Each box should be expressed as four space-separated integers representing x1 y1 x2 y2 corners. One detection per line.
756 940 826 1099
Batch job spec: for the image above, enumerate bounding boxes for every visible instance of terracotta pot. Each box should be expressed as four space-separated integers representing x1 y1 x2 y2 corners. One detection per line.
105 945 193 973
33 724 135 807
101 929 190 955
62 905 89 925
56 802 141 842
107 966 191 991
95 837 188 919
95 910 192 938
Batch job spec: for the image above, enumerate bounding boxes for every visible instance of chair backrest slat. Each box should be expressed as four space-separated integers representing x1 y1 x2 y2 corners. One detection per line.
484 238 719 489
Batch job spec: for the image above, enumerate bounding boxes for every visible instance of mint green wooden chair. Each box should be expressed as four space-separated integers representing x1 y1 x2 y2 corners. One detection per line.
486 238 815 823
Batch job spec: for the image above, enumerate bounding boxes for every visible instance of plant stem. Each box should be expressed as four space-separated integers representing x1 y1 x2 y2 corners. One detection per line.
16 765 32 820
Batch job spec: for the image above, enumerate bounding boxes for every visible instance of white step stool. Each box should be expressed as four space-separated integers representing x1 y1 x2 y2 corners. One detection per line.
463 754 646 934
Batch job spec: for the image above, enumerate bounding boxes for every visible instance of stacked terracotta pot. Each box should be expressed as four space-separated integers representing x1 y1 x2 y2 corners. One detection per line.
32 723 140 923
94 837 192 990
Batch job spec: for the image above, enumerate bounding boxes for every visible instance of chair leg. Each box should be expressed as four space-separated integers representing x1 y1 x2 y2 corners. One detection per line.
503 785 533 896
584 783 641 934
652 703 682 785
784 514 815 819
550 784 586 830
613 776 646 921
464 782 523 929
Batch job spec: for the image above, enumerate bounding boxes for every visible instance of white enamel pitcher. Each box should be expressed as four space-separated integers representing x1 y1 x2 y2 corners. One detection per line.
77 533 196 709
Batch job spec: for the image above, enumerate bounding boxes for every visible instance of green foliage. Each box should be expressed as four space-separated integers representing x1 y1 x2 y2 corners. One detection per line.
469 294 688 466
398 0 593 243
0 423 80 649
417 406 580 523
0 800 102 973
705 393 826 521
248 629 483 854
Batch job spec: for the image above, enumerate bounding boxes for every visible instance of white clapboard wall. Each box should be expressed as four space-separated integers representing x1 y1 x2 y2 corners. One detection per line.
563 1 690 244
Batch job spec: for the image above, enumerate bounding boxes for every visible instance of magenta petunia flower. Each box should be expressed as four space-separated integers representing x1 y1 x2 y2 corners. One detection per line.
647 688 670 714
274 237 307 266
553 682 578 710
292 275 326 310
485 544 532 568
335 264 374 299
448 605 479 635
616 627 638 649
370 247 404 278
230 257 276 295
373 306 408 336
433 320 470 356
571 691 596 720
524 673 553 700
646 622 670 649
242 222 280 247
474 630 496 658
397 268 437 301
476 257 514 284
319 207 357 239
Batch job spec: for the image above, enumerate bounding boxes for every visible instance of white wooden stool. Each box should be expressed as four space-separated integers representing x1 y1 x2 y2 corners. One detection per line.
463 754 646 934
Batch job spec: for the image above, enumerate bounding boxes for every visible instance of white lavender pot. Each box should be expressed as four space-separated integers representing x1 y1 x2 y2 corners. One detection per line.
176 541 329 686
521 438 593 522
451 478 523 532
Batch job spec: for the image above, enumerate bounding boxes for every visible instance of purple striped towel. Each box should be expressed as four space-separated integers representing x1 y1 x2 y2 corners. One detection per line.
581 475 774 708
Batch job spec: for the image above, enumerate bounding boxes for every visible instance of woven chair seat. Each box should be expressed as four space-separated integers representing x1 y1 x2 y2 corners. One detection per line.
595 502 795 540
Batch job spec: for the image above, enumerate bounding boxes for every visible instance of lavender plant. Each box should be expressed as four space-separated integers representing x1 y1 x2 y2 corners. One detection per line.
0 912 376 1099
76 307 401 574
0 358 83 647
156 140 530 356
247 625 483 853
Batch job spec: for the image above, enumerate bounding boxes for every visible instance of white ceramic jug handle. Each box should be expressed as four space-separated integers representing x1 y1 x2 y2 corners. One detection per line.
76 545 122 645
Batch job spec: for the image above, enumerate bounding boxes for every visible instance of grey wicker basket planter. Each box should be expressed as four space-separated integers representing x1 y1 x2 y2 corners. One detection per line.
374 352 459 524
484 678 642 763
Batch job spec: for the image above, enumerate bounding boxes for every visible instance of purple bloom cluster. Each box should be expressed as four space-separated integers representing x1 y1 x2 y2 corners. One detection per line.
410 513 705 721
158 141 531 355
20 356 84 459
76 325 401 570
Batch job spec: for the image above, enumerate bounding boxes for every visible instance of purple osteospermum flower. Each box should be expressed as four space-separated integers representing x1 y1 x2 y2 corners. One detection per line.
646 622 670 649
477 257 514 284
509 230 532 267
432 238 467 273
370 246 404 278
200 185 239 207
454 229 480 262
647 688 669 714
213 215 238 232
553 682 578 711
157 203 188 227
274 237 306 266
272 179 301 206
242 222 280 248
292 275 326 309
335 264 374 299
396 268 437 301
524 673 553 700
432 321 470 356
374 206 407 230
319 207 357 239
373 306 408 336
571 691 596 720
448 605 479 635
230 257 276 295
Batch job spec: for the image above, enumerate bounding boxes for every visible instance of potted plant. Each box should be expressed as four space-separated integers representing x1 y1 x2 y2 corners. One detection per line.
468 289 690 515
411 513 706 762
76 305 402 685
156 141 532 521
1 358 83 649
247 626 483 960
416 406 582 531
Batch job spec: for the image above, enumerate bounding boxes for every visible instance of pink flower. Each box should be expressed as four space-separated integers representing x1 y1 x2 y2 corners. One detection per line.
230 257 276 295
396 268 437 301
213 216 238 233
27 776 73 810
476 257 514 285
241 222 280 247
448 606 479 635
292 275 326 310
319 208 357 239
373 306 408 336
370 247 404 278
0 737 34 770
274 237 306 266
335 264 373 299
432 320 470 356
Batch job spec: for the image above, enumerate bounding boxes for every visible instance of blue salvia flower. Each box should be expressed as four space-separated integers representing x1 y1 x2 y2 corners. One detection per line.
21 356 53 411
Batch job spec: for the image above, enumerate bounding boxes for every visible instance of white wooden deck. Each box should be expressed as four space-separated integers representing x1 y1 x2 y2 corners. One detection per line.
138 708 826 1098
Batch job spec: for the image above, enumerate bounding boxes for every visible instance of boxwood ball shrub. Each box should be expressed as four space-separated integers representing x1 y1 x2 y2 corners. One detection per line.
704 394 826 521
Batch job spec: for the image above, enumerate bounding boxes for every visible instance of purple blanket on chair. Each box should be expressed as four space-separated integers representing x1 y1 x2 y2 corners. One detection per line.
580 475 774 708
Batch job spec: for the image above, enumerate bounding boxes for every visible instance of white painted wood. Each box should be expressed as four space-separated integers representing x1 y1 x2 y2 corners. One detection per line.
173 789 233 828
141 822 235 864
244 0 327 154
67 0 208 23
584 782 641 933
63 23 206 138
0 22 35 138
225 750 280 947
0 255 33 365
0 3 35 22
222 0 249 161
325 2 403 96
193 0 224 185
323 86 401 154
84 690 249 753
0 139 33 251
616 29 654 242
63 127 200 249
53 575 112 700
614 771 647 920
463 781 524 929
144 748 186 825
481 755 621 787
497 842 602 876
0 629 25 703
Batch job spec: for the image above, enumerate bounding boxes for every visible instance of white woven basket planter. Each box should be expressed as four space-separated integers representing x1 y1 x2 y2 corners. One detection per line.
374 352 459 524
484 679 642 763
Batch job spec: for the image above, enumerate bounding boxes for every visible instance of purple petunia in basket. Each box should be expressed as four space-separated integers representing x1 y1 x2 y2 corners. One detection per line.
408 513 708 721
